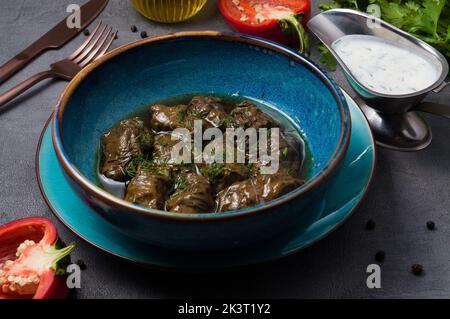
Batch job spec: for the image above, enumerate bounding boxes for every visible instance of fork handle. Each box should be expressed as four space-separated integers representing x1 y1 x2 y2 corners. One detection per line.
0 42 46 85
0 70 54 109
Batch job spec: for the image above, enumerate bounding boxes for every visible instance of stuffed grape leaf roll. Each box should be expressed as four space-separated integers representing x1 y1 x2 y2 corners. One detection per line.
167 173 215 214
101 118 153 182
217 171 303 212
150 104 188 131
124 166 172 210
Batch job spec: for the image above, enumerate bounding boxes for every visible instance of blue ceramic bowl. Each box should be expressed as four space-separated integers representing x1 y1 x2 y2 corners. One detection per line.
52 31 351 251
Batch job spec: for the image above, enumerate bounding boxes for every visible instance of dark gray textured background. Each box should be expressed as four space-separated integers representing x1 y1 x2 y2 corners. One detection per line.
0 0 449 299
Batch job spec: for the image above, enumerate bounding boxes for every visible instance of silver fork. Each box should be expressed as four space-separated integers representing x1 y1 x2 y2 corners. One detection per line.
0 22 117 109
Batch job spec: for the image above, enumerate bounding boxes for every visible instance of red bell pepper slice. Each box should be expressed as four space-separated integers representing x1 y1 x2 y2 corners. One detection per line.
218 0 311 55
0 217 75 299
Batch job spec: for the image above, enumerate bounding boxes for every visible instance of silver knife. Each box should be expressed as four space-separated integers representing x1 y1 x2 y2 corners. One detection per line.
0 0 109 85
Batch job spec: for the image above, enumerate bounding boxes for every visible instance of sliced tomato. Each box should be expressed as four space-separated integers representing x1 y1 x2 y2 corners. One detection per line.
0 217 74 299
218 0 310 54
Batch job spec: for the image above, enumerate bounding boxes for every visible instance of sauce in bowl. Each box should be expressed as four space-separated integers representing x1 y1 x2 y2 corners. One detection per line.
332 34 441 95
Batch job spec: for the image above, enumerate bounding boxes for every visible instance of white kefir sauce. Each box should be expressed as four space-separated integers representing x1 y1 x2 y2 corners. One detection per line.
331 34 441 95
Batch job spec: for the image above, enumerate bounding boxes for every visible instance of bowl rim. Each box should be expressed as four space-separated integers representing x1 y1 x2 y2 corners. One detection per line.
52 31 352 221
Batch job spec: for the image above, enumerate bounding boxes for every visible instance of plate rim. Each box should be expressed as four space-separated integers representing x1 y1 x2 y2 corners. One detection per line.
35 89 377 270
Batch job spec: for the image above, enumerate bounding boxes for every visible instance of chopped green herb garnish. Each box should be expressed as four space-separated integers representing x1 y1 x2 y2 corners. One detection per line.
201 163 225 184
138 130 153 147
126 155 172 179
221 115 237 128
125 155 150 178
133 117 145 128
160 169 171 177
178 109 187 122
156 137 169 146
189 110 203 118
139 159 153 171
171 174 189 197
282 147 289 157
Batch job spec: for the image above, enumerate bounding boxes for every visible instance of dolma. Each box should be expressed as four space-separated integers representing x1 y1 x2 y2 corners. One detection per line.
152 133 182 165
166 173 215 214
217 171 303 212
216 179 259 212
124 168 172 210
201 163 250 192
229 100 277 129
101 118 153 182
188 96 228 128
150 104 188 131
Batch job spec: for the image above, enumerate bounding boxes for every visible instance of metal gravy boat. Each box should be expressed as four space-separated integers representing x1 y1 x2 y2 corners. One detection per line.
308 9 450 151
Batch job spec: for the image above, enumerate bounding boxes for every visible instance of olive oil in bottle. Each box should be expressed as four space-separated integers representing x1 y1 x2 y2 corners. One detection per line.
130 0 208 23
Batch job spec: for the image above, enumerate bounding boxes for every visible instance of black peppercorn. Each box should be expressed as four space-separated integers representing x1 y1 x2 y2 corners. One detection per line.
365 219 376 230
375 250 385 262
76 259 87 270
83 29 90 36
131 25 138 33
426 221 436 230
411 264 423 276
140 31 148 39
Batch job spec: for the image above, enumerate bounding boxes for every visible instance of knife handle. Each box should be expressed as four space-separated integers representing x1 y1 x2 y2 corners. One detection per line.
0 42 46 86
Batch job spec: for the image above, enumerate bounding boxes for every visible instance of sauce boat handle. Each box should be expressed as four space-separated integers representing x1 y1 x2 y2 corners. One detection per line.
414 102 450 120
432 80 449 93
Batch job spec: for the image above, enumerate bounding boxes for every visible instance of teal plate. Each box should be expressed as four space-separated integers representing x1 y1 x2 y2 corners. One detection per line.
36 90 375 270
